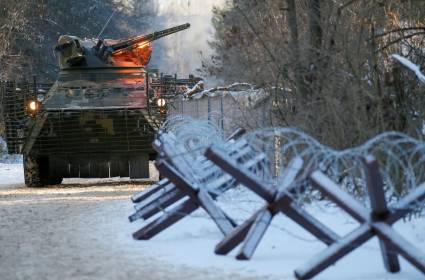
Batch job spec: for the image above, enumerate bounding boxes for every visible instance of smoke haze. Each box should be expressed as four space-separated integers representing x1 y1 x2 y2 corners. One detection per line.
148 0 225 80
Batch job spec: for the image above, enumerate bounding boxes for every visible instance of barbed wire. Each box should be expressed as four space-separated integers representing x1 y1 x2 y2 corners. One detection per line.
140 115 425 253
160 115 425 205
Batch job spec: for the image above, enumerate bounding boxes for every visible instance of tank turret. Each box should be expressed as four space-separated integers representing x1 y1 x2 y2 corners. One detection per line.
54 23 190 69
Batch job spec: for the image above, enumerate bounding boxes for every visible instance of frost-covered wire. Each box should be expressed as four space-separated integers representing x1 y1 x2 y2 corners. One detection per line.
159 115 425 212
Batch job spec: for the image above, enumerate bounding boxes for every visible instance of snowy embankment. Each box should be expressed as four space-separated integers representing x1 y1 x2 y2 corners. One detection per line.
0 137 22 165
0 137 24 186
0 162 24 186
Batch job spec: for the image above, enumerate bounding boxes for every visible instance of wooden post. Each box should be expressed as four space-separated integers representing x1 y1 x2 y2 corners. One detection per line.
295 156 425 279
156 159 234 236
363 156 400 272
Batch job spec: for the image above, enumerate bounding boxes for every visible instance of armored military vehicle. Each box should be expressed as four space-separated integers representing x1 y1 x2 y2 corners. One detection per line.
1 23 198 187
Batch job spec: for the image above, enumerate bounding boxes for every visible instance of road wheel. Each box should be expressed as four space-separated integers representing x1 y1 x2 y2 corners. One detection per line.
46 175 63 185
23 155 44 187
23 155 63 187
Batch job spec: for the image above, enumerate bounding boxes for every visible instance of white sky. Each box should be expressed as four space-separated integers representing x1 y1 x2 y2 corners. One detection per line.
150 0 226 78
157 0 226 16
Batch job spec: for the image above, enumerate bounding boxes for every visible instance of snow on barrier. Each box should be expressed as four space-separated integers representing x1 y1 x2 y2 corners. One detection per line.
129 116 425 279
203 152 339 260
129 119 264 239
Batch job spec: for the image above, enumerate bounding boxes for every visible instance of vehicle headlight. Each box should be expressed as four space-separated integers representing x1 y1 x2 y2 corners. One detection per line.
29 101 38 111
156 98 166 107
27 100 41 116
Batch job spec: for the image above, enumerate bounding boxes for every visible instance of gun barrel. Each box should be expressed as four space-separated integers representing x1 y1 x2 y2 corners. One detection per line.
111 23 190 53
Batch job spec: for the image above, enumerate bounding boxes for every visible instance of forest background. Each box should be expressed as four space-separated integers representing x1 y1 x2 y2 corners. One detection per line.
1 0 425 149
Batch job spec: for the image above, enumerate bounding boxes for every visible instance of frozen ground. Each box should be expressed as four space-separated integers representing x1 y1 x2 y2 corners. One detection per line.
0 162 425 280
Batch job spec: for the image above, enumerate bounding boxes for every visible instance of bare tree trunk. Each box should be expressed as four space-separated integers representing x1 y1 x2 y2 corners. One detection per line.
284 0 307 96
308 0 322 62
369 21 385 131
307 0 322 94
392 65 408 131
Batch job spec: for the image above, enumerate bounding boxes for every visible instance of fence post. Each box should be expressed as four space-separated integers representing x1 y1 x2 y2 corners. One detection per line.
196 99 199 118
146 71 150 115
0 82 4 119
273 131 281 179
207 95 211 121
220 95 224 131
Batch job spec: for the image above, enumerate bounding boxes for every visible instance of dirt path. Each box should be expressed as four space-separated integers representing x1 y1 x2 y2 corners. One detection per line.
0 181 261 280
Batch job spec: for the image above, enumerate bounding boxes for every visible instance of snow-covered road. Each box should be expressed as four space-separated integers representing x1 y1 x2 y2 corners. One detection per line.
0 166 262 280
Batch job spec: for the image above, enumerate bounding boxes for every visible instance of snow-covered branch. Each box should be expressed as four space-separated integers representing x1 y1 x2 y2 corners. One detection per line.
392 54 425 84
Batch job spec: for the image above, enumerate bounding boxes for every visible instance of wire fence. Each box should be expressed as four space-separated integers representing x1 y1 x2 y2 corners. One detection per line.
167 86 277 135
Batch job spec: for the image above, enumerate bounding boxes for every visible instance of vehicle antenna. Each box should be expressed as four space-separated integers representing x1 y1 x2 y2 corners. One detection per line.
97 10 116 39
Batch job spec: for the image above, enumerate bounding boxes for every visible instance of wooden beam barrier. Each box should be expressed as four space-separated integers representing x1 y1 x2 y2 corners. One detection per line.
130 127 247 207
295 156 425 279
129 135 264 225
205 146 340 260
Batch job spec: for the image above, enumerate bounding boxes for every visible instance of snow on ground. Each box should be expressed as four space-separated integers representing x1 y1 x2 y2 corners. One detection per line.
1 162 425 279
127 188 425 280
0 162 24 186
0 137 22 164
